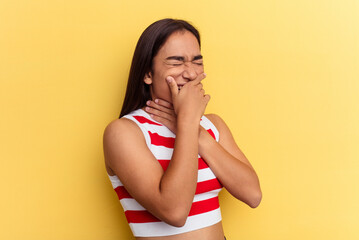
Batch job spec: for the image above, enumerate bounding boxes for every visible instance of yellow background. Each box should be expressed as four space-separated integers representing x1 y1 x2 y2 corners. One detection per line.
1 0 358 239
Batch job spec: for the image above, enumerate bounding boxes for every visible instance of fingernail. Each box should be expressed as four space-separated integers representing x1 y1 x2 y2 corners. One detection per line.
146 100 151 105
155 99 159 103
145 107 149 111
166 76 173 83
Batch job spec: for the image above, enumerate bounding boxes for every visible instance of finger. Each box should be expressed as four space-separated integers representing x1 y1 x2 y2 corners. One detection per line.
197 72 207 81
204 94 211 103
146 100 174 115
196 82 203 90
166 76 178 97
154 99 174 110
189 72 207 86
145 106 175 122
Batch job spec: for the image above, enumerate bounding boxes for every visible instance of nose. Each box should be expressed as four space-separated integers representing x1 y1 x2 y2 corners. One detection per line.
182 62 198 81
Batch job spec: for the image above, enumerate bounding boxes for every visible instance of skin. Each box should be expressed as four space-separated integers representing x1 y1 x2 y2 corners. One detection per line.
104 30 262 240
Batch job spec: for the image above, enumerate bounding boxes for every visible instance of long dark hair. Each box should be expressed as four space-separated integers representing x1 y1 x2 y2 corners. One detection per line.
119 18 201 118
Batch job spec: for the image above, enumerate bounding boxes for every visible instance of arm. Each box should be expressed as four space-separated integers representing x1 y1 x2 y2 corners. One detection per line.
145 102 262 208
199 114 262 208
104 74 209 227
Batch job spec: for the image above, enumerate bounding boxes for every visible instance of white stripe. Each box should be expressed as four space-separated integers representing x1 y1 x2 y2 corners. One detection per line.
151 145 202 160
129 109 176 138
122 115 152 148
151 145 173 159
198 168 217 182
129 208 222 237
108 167 217 189
121 190 223 212
145 124 175 138
108 166 218 188
120 198 146 211
193 189 222 203
108 174 123 188
200 115 219 142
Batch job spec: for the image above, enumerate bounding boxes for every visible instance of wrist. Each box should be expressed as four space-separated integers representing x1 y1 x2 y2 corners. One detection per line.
198 127 216 151
177 114 201 128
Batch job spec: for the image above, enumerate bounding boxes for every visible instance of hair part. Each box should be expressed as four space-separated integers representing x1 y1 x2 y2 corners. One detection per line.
119 18 201 118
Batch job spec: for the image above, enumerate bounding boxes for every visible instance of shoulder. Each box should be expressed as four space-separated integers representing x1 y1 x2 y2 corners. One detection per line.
103 118 146 150
204 113 234 144
204 113 227 130
104 118 139 138
103 118 150 172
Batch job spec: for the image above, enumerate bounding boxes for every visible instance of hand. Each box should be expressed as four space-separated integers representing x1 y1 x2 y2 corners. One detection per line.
145 99 211 137
167 73 210 122
145 99 177 134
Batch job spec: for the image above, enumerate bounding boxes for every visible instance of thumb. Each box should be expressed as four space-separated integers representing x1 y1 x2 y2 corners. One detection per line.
166 76 178 98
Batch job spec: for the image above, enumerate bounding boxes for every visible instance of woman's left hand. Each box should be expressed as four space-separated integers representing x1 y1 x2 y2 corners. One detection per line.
145 99 177 134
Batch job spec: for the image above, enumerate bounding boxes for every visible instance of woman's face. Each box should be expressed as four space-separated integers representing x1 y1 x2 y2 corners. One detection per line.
144 30 204 102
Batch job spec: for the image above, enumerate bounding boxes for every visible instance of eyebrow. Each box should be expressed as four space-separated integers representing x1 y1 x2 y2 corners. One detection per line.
166 55 203 61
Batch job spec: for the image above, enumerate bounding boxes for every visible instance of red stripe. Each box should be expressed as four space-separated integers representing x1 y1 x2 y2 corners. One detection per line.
114 186 132 200
115 178 222 200
207 129 216 139
124 197 220 223
198 157 209 170
189 196 219 216
133 116 161 126
125 210 161 223
149 132 175 148
196 179 222 194
158 160 170 171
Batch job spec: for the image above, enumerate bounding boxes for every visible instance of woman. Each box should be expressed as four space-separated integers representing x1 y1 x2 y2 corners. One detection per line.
103 18 262 240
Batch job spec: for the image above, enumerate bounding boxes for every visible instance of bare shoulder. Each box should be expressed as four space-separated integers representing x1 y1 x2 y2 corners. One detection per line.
103 118 148 174
103 117 148 151
103 117 147 146
204 113 227 131
104 118 138 137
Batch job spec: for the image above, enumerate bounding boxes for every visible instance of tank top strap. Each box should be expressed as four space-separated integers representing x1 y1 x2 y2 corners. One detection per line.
200 115 220 142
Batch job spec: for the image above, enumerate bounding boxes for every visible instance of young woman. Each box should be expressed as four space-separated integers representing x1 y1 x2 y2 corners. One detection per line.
103 19 262 240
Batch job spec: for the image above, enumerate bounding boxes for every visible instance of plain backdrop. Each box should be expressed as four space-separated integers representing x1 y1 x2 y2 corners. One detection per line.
1 0 358 239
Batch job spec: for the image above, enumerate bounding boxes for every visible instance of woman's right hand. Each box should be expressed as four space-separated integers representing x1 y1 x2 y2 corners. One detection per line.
166 73 210 123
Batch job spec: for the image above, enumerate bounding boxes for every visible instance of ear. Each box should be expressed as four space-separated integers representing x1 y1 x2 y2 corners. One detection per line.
144 72 152 85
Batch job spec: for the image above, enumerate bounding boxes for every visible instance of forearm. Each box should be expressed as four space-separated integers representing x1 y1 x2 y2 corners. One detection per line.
157 120 200 224
142 75 210 223
198 128 262 207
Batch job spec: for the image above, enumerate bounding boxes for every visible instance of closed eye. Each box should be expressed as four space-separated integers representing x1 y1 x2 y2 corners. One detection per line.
165 60 184 66
171 63 183 66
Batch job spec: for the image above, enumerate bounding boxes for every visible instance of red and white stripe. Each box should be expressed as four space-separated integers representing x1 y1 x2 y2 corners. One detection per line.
108 109 222 237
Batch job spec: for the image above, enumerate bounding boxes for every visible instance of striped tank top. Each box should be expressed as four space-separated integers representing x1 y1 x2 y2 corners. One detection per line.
108 109 223 237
